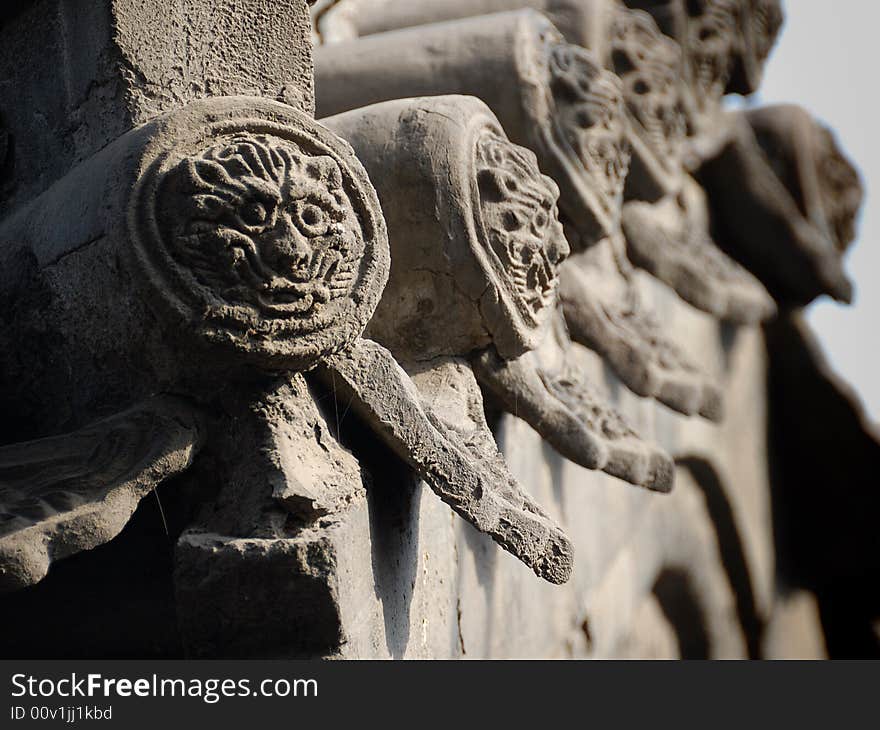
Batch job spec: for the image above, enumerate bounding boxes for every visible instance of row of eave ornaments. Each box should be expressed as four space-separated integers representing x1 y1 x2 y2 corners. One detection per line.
0 0 863 591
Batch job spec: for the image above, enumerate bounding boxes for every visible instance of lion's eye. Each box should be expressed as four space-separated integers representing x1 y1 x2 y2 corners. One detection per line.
240 201 269 227
293 202 330 237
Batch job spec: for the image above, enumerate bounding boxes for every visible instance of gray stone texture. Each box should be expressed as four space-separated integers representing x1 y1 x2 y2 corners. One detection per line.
0 0 315 219
0 0 871 660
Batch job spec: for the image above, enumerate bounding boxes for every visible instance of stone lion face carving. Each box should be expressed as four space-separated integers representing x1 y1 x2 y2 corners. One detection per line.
131 102 388 371
685 0 738 106
160 134 361 320
474 130 569 329
611 8 686 169
547 43 630 213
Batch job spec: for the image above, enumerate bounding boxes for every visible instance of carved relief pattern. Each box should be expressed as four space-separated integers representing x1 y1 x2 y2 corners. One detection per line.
560 253 724 421
159 134 362 324
685 0 738 109
611 7 687 171
132 115 389 370
0 398 201 592
547 43 631 213
540 364 637 443
471 319 675 493
474 129 569 330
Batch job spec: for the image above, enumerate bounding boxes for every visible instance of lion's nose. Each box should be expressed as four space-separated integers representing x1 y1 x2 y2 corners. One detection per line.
546 223 571 265
267 214 312 270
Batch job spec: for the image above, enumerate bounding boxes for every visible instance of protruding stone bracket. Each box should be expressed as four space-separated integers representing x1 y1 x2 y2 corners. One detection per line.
560 239 724 420
697 105 862 305
325 96 674 507
622 176 775 323
314 0 686 203
0 396 203 593
314 10 631 248
323 95 569 361
318 338 574 585
472 313 675 492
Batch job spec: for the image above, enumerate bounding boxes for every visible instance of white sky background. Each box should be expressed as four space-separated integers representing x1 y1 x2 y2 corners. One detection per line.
739 1 879 421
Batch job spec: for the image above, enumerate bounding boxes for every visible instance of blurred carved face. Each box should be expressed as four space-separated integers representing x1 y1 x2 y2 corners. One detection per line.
547 44 630 208
685 0 738 105
160 134 363 320
475 130 570 327
611 8 686 168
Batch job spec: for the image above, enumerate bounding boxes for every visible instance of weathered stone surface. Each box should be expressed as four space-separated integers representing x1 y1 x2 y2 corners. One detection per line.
323 95 568 360
473 313 674 491
313 13 725 419
561 239 724 419
622 177 775 323
313 0 611 51
301 280 773 658
0 0 315 219
318 338 574 584
314 10 630 247
698 105 862 305
0 0 862 660
0 397 202 593
314 0 683 200
0 96 389 442
312 1 771 326
324 95 672 493
173 372 372 657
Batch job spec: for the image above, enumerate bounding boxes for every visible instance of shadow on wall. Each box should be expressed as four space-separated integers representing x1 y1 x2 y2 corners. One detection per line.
652 568 711 659
676 457 764 659
765 311 880 658
315 374 421 660
0 470 194 659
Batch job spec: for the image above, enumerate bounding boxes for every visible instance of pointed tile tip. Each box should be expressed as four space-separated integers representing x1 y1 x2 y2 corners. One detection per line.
699 385 725 422
536 532 574 585
645 451 675 493
831 278 855 305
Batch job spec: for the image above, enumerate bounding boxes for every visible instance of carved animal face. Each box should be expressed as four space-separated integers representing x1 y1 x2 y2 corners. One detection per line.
685 0 738 107
548 44 630 211
611 8 686 168
160 134 362 320
475 130 569 329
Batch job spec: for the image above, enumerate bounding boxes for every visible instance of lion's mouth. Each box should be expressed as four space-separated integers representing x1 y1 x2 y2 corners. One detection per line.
506 246 558 324
232 242 355 316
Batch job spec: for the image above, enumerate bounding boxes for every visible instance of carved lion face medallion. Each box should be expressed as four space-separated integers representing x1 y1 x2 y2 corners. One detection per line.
474 129 569 330
547 43 630 215
611 8 686 170
685 0 738 108
130 99 389 370
160 134 361 320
